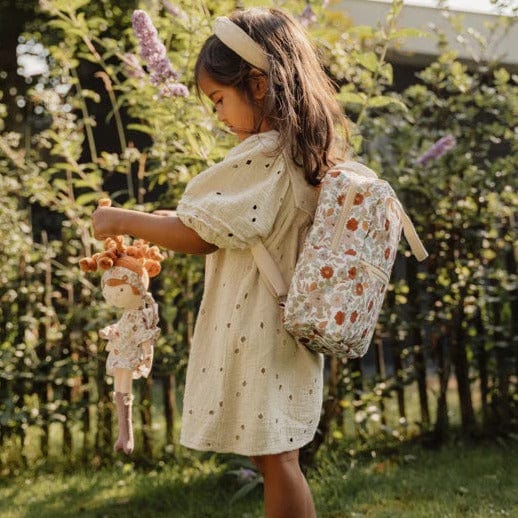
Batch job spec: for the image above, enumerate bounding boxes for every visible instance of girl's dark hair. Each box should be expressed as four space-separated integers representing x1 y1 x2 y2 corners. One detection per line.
194 7 349 186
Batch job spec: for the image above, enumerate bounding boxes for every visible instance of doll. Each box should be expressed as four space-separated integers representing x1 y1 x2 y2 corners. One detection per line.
80 201 164 454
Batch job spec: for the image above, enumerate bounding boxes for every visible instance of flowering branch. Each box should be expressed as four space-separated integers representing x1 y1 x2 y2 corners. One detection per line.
131 9 189 98
416 135 457 166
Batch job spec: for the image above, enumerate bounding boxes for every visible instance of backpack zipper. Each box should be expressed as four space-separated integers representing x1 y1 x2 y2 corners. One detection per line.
330 183 358 252
360 260 390 285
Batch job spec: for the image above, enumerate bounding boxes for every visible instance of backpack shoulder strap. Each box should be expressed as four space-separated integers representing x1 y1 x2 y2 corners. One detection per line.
389 199 429 262
335 160 378 179
251 241 288 301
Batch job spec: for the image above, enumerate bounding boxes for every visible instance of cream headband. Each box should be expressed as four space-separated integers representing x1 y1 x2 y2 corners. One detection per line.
213 16 269 72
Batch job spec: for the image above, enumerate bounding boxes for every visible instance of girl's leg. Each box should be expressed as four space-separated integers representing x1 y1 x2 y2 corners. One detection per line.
251 449 316 518
113 368 134 454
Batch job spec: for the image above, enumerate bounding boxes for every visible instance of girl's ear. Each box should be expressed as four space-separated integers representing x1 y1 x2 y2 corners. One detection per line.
249 70 268 101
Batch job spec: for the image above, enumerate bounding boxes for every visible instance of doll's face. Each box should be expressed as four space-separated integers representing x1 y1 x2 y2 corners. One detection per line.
101 268 144 310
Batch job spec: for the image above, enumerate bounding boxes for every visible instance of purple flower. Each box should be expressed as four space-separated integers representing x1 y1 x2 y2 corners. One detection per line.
236 468 257 484
160 81 189 98
121 53 145 78
162 0 182 17
131 10 189 98
299 4 317 27
416 134 457 166
132 10 178 82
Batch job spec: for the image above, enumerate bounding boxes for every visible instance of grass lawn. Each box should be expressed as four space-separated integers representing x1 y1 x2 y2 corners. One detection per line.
0 437 516 517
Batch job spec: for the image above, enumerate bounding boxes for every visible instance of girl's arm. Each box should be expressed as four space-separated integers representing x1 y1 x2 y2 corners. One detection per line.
92 206 218 255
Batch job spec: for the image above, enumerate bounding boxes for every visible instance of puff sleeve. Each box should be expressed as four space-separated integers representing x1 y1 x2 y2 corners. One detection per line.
176 132 290 250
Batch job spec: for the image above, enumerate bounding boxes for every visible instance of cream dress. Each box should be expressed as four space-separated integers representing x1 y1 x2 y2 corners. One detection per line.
176 130 323 456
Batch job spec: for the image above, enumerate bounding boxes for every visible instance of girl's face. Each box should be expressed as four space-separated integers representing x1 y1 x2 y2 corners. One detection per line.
198 72 270 141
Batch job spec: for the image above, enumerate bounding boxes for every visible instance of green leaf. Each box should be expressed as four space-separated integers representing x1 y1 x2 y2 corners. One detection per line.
367 96 408 111
75 192 101 206
388 28 427 40
494 68 510 85
337 91 366 105
351 134 363 153
348 25 375 38
126 124 154 136
379 63 393 84
355 51 379 73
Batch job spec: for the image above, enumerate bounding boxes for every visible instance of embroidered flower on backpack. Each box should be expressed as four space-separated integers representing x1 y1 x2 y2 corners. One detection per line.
354 193 364 205
346 218 358 231
334 311 345 325
320 266 334 279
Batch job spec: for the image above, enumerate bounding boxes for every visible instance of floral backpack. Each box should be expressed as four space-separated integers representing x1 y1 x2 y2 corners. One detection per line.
251 160 428 358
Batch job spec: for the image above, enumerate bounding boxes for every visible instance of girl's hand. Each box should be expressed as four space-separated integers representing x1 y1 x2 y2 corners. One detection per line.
93 206 122 239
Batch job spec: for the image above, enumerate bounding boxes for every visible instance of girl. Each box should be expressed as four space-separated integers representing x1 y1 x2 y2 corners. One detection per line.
93 7 348 517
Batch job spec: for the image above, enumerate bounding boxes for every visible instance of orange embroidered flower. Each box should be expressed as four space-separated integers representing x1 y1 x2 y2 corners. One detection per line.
346 218 359 231
355 283 364 296
384 247 391 259
320 266 334 279
354 193 364 205
345 249 357 256
368 300 374 312
337 194 345 206
329 170 340 178
335 311 345 325
350 311 358 323
348 267 357 279
309 281 318 291
361 329 368 338
385 219 390 231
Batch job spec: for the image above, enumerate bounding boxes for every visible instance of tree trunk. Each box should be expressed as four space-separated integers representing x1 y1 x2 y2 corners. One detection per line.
375 337 387 426
391 338 406 422
451 301 476 433
82 373 91 462
139 375 153 458
433 332 450 443
474 310 489 426
162 374 176 450
95 359 112 456
406 259 429 426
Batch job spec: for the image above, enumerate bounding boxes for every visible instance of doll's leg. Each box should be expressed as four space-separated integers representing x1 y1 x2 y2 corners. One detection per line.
113 368 134 454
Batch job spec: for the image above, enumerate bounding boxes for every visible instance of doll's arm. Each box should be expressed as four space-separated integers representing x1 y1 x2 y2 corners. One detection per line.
92 207 217 255
99 323 120 340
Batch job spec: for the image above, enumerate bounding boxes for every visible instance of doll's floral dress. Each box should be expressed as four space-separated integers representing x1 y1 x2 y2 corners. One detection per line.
176 131 324 456
103 307 159 379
